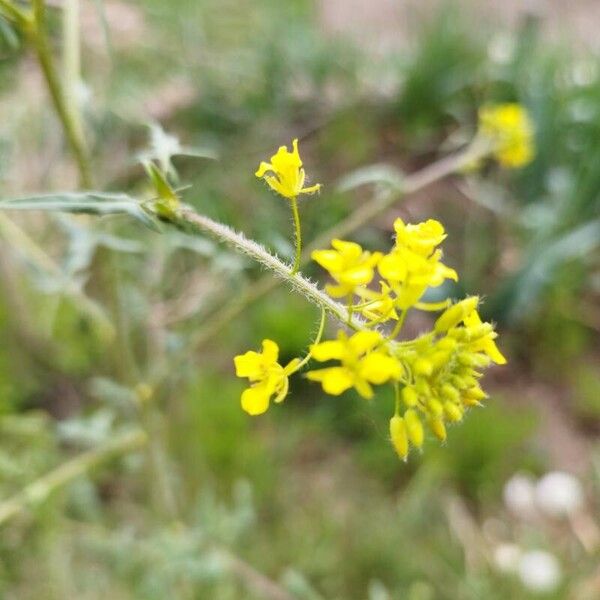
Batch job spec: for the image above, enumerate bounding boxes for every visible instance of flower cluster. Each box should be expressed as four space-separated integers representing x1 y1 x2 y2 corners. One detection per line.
234 135 508 462
388 296 506 459
312 218 457 325
478 103 535 168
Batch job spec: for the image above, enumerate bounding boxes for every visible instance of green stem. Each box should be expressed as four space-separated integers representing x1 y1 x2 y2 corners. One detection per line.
0 0 29 25
388 309 407 340
29 0 92 188
394 382 401 416
0 429 147 526
290 307 326 373
289 196 302 275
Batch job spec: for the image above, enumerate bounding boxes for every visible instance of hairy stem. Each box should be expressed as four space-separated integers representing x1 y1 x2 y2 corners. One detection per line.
174 208 368 331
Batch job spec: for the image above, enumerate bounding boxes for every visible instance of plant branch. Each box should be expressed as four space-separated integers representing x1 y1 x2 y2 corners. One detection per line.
29 0 92 187
173 207 368 331
0 429 148 526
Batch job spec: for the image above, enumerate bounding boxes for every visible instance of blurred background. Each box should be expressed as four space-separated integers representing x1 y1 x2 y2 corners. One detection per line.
0 0 598 598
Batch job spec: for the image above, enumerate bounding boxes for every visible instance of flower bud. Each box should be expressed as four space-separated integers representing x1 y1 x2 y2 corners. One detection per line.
414 358 433 376
441 383 460 402
389 415 409 460
434 296 479 333
428 417 447 442
402 386 419 407
404 409 424 448
444 401 463 422
427 398 444 417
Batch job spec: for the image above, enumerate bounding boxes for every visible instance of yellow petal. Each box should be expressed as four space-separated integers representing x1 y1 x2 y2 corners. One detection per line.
241 384 271 416
338 264 375 286
348 330 381 355
378 253 407 282
312 249 344 272
234 351 263 380
353 377 374 399
255 161 273 178
261 339 279 365
310 339 347 362
331 239 363 260
306 367 354 395
482 339 507 365
324 283 353 298
359 353 402 384
300 183 321 195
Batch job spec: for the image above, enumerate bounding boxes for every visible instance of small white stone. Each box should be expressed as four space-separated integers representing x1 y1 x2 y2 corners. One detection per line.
493 543 522 573
503 474 537 518
535 471 584 518
518 550 562 594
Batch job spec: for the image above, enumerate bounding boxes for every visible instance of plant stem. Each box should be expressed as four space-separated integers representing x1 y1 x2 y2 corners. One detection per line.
289 196 302 274
388 308 407 340
174 208 368 331
29 0 92 188
0 0 28 25
0 429 147 526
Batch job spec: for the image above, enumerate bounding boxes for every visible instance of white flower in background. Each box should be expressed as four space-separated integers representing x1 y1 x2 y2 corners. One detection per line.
535 471 584 518
493 543 522 573
517 550 562 594
503 473 537 518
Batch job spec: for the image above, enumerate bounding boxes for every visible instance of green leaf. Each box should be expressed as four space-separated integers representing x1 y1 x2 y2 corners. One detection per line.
0 192 161 231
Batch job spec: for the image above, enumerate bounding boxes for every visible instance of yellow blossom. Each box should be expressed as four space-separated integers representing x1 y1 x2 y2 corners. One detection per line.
307 330 402 399
312 239 382 298
378 247 457 310
478 103 535 168
255 138 321 200
393 218 447 256
234 339 300 416
376 218 458 311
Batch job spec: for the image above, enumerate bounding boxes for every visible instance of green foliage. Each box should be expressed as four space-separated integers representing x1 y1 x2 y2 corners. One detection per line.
0 1 597 598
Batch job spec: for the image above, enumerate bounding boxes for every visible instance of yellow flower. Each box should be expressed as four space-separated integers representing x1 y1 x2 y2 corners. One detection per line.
312 239 382 298
376 218 458 311
307 330 402 399
478 103 535 168
234 339 300 415
255 138 321 200
393 218 447 257
378 247 457 310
